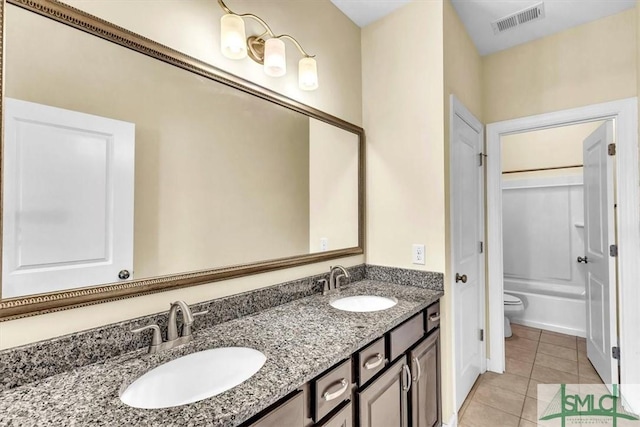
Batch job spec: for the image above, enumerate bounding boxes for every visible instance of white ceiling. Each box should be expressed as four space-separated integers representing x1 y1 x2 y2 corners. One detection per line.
451 0 636 56
331 0 636 56
330 0 412 27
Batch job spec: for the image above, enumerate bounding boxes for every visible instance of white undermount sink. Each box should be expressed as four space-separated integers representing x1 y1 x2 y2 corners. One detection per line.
120 347 266 409
330 295 398 312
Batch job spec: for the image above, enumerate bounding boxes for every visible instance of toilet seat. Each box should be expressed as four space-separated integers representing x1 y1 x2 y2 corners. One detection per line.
504 293 522 305
503 293 524 338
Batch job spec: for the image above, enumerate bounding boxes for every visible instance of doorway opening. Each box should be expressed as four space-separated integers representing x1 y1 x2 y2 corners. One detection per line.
501 120 604 339
486 98 640 412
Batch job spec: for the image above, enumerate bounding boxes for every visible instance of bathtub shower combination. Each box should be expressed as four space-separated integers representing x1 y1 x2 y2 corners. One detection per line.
502 175 586 338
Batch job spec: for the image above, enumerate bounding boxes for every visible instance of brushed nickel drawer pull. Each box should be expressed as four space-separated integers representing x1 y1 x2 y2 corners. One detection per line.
323 378 348 401
402 364 412 392
429 313 440 322
412 356 422 382
364 353 384 370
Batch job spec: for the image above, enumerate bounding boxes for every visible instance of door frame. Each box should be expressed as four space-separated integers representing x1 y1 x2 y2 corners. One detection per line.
450 95 486 411
486 98 640 411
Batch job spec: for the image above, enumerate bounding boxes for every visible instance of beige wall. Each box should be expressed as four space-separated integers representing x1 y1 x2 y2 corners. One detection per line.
483 9 637 124
0 1 363 349
362 0 454 421
638 1 640 147
5 4 310 279
309 119 359 253
63 0 362 127
501 121 604 180
363 1 445 273
442 0 484 421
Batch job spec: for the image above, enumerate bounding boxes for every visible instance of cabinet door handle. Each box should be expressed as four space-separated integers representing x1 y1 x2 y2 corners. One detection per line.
364 353 384 370
322 378 348 401
455 273 467 283
411 356 422 382
402 364 412 392
577 256 588 264
429 313 440 322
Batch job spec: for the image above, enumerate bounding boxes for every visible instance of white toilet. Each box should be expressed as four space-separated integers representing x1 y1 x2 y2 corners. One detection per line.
504 293 524 338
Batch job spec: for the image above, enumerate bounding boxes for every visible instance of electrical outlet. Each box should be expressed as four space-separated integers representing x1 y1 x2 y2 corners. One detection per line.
412 244 425 265
320 238 329 252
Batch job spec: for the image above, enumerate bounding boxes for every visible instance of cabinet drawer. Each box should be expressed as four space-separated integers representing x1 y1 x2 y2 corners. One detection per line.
246 390 304 427
312 359 352 422
356 337 387 387
426 301 440 333
389 312 425 361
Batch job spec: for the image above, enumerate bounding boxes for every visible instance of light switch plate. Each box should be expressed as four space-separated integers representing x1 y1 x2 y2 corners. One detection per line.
320 238 329 252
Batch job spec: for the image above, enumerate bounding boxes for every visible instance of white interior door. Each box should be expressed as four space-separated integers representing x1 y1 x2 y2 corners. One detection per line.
451 97 485 409
582 120 618 385
2 98 135 298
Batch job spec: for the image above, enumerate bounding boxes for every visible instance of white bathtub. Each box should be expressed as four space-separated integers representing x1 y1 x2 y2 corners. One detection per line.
504 283 586 338
502 176 586 338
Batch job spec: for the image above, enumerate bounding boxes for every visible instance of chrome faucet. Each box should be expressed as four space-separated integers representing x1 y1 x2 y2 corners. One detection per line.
132 300 208 354
324 265 350 295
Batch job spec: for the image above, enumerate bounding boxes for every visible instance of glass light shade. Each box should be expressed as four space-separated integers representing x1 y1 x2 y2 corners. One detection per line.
298 57 318 91
263 38 286 77
220 14 247 60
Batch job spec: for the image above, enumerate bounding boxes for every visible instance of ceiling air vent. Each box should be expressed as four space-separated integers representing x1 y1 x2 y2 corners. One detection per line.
491 2 546 34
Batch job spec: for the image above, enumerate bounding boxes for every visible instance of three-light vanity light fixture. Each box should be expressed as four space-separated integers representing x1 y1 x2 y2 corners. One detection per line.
218 0 319 91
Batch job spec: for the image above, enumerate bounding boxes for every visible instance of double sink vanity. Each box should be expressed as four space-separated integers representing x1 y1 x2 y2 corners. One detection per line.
0 273 442 427
0 2 444 426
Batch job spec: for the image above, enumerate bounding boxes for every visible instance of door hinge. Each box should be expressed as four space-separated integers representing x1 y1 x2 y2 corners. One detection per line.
479 153 484 166
612 346 620 360
608 143 616 156
480 329 484 342
610 244 618 257
479 241 484 254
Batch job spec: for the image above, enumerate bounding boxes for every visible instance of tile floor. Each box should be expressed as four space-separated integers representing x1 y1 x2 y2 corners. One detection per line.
458 324 603 427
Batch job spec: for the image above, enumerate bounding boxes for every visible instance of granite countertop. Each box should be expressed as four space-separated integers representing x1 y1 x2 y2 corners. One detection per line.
0 280 442 427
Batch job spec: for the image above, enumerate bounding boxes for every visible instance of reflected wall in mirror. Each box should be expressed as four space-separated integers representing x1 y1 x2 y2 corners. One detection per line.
0 0 363 317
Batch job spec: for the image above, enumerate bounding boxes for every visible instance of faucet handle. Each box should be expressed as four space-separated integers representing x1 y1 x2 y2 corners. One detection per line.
192 310 209 317
131 324 162 347
182 310 209 337
318 279 329 295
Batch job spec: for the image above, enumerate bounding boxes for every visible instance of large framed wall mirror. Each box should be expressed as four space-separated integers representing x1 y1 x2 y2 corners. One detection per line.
0 0 364 319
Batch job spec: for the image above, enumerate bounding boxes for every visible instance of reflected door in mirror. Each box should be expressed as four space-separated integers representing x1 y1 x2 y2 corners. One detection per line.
2 98 135 298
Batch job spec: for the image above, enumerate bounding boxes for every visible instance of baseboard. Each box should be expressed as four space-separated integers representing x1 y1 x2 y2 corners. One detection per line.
512 319 586 338
442 413 458 427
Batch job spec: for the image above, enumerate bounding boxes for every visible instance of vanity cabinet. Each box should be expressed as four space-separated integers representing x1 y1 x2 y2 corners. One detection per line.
312 359 352 422
241 300 441 427
246 390 305 427
317 401 353 427
357 356 409 427
355 337 387 387
409 331 441 427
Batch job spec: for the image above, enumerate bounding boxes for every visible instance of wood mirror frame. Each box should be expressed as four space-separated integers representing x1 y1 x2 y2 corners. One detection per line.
0 0 365 320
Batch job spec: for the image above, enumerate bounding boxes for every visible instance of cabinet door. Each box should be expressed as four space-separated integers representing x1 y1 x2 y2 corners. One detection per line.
317 401 353 427
358 356 408 427
246 390 304 427
409 331 440 427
